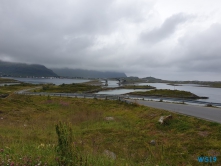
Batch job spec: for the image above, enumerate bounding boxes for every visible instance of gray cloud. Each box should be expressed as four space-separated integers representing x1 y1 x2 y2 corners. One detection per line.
174 23 221 72
0 0 221 81
140 13 189 43
0 0 155 70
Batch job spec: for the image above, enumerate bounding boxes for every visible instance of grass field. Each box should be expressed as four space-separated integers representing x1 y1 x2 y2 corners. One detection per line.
128 89 205 99
0 83 41 96
0 89 221 165
0 77 20 83
36 83 101 93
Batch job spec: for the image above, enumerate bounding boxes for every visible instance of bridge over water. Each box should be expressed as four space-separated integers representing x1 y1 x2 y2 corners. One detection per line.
100 78 126 86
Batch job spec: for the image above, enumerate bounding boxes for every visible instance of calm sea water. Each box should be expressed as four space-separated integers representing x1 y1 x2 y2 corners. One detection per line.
94 81 221 103
7 77 90 85
138 83 221 103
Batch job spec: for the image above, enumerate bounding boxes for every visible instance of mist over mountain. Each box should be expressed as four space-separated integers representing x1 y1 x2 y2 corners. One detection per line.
0 61 57 77
52 68 127 78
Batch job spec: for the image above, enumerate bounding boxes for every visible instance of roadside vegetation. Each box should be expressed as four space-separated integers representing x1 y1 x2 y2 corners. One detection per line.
0 83 41 99
128 89 207 99
0 84 221 165
0 84 221 166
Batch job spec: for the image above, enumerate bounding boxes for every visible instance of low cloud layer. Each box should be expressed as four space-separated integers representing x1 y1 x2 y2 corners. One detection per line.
0 0 221 81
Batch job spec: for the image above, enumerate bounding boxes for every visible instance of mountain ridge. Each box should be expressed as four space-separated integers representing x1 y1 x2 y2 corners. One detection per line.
0 61 127 78
0 61 57 77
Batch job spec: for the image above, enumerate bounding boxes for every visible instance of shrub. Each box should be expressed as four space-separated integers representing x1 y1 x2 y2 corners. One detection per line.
55 122 78 166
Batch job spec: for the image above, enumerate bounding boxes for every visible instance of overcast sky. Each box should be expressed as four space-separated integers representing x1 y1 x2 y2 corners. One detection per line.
1 0 221 81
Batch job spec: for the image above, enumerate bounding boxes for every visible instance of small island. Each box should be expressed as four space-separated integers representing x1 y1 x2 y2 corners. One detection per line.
0 77 20 83
127 89 208 99
167 83 182 86
36 83 101 93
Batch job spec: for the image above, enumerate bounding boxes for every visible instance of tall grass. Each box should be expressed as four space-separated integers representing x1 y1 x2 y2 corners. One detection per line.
0 93 221 165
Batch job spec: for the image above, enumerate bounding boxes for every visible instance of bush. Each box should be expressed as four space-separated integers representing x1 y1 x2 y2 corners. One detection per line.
56 122 78 166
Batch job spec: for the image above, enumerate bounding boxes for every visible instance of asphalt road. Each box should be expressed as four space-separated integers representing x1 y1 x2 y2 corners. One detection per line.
128 99 221 123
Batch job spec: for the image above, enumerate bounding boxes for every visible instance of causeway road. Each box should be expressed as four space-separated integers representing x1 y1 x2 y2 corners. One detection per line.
128 99 221 124
17 87 221 124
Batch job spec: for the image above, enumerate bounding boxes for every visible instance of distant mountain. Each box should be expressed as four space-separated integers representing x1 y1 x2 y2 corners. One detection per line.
51 68 127 78
0 61 57 77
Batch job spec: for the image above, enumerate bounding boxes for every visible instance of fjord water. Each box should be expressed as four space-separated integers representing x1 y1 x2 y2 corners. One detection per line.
138 83 221 103
98 82 221 103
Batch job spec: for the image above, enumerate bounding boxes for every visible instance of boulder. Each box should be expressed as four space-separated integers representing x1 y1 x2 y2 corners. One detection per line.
105 117 115 121
158 115 172 124
149 140 156 145
103 150 116 160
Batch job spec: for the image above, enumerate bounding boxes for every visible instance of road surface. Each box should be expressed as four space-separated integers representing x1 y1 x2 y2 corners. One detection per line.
128 99 221 123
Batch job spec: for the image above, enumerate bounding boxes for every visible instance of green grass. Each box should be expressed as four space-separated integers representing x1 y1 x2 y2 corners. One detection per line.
0 93 221 165
128 89 204 99
0 77 20 83
0 83 40 96
36 83 101 93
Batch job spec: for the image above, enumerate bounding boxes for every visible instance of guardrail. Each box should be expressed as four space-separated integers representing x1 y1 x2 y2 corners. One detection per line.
15 91 221 107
